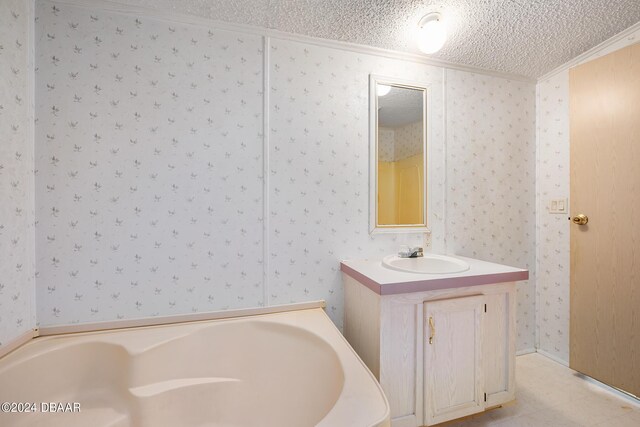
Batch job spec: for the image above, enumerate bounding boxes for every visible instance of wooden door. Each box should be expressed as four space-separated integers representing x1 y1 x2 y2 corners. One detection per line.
569 42 640 397
424 296 484 425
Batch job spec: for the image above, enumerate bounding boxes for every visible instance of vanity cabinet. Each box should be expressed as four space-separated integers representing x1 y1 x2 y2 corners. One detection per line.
341 259 523 427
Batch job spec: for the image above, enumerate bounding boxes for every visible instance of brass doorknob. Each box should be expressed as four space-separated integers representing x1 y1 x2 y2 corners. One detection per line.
572 214 589 225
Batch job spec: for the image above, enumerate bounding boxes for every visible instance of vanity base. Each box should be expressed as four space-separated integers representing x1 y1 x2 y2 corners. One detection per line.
343 274 516 427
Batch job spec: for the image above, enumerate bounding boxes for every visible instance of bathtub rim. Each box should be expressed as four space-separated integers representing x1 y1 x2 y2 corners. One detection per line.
0 301 325 359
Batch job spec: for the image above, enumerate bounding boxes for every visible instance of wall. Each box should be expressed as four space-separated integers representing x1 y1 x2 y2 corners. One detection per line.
35 1 265 324
33 1 440 327
536 26 640 363
446 70 537 351
34 0 536 352
0 0 36 346
378 121 424 162
393 120 423 160
378 128 396 162
270 39 443 322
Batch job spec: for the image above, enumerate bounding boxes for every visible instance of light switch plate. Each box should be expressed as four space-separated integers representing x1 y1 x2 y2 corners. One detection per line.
548 198 567 214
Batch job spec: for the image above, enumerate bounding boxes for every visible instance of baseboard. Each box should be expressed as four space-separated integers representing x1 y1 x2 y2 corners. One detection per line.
515 347 536 356
535 349 640 406
535 348 569 366
578 374 640 407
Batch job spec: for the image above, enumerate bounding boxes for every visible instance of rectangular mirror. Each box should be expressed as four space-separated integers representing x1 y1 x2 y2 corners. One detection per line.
369 75 429 232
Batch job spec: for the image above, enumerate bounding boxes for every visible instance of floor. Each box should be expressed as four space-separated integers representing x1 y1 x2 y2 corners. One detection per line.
443 353 640 427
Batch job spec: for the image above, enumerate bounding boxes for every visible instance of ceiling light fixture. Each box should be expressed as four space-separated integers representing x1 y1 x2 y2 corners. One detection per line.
417 12 447 54
377 84 391 96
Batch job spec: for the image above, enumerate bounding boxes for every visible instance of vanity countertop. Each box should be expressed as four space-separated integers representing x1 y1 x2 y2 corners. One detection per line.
341 255 528 295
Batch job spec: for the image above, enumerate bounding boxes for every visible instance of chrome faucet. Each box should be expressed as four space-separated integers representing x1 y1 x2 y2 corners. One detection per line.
398 246 423 258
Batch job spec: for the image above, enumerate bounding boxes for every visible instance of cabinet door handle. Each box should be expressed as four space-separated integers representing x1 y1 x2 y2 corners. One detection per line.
428 316 435 344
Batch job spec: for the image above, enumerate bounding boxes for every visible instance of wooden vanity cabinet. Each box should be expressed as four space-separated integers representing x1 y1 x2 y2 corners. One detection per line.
343 276 516 427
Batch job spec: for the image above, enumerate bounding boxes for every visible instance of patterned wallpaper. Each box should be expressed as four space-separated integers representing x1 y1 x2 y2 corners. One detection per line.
35 2 265 325
536 71 570 362
536 29 640 363
378 127 395 162
267 39 445 326
378 121 423 162
393 120 423 160
31 0 535 352
0 0 36 346
33 1 441 328
446 70 537 351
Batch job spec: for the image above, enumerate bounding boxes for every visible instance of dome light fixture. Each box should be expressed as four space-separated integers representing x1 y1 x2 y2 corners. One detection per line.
416 12 447 54
377 84 391 96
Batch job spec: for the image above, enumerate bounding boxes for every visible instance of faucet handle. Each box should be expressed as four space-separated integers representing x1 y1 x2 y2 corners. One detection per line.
398 245 412 258
410 247 424 257
398 246 423 258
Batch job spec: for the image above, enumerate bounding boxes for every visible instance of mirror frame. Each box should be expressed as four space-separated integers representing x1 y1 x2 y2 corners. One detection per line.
369 74 432 234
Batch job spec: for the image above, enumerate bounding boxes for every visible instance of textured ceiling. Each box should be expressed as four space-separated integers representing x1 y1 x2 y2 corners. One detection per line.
118 0 640 78
378 86 423 127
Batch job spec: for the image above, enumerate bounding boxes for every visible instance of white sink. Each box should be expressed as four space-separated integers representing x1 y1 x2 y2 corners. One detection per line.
382 254 470 274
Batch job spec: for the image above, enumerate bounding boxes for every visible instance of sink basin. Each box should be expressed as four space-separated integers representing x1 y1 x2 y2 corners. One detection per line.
382 254 470 274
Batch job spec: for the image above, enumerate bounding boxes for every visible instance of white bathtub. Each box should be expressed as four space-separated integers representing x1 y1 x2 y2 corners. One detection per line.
0 308 390 427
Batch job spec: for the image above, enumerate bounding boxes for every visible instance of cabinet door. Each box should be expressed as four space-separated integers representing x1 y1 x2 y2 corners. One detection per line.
424 296 485 426
484 290 515 407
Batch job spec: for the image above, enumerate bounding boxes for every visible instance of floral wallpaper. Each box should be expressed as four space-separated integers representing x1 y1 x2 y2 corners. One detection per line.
393 120 423 160
536 71 570 362
32 0 536 352
446 70 537 351
378 127 396 162
33 2 442 329
0 0 36 346
378 121 423 162
267 39 445 327
35 1 265 325
536 28 640 363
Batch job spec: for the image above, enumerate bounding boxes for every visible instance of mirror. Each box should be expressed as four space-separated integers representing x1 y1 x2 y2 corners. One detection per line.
370 75 428 232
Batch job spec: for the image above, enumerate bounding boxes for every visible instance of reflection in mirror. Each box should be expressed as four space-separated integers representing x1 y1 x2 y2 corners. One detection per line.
376 84 426 227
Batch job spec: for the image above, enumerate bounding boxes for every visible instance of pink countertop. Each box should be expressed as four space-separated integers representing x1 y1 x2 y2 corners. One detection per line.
341 255 529 296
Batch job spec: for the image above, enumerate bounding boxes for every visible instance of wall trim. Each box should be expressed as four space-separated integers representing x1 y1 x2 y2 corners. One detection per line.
537 349 640 405
535 348 569 366
0 328 38 359
515 347 536 356
538 21 640 82
533 83 541 352
28 0 37 335
45 0 534 83
37 300 326 336
442 68 448 253
262 35 270 307
578 373 640 407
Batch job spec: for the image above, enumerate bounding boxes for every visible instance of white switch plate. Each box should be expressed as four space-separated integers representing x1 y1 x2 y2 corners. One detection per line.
548 198 567 214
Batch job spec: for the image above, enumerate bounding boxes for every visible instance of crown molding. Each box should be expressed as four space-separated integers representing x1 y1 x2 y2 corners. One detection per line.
43 0 535 83
538 20 640 82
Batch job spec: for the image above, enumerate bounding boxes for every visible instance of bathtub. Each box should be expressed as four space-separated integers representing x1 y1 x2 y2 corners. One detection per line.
0 307 390 427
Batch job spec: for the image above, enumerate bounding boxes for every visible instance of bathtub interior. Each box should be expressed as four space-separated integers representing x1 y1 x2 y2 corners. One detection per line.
0 309 385 427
